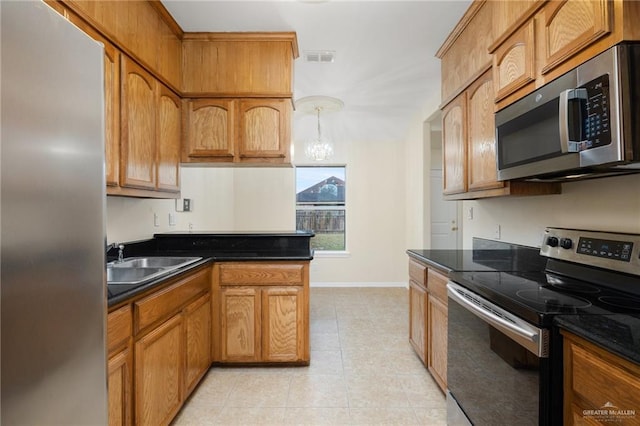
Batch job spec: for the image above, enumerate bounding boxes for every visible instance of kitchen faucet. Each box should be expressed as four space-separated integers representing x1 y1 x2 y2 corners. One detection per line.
118 244 125 263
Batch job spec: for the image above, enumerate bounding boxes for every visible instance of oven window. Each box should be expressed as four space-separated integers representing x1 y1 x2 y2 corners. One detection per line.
448 297 541 425
497 99 562 169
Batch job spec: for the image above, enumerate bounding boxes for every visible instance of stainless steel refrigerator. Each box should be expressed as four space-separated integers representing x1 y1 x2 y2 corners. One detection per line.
1 1 107 424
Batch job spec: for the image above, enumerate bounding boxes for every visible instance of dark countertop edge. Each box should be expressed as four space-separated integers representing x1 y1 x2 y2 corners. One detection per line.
406 250 454 274
154 230 315 238
107 254 314 308
554 315 640 366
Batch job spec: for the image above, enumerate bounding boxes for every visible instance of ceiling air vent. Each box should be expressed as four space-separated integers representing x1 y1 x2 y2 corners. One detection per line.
304 50 335 63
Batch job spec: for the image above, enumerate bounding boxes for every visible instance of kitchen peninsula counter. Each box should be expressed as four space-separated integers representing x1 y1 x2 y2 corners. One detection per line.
107 230 314 306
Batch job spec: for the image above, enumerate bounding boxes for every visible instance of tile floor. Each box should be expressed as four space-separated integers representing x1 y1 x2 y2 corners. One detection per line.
172 287 446 425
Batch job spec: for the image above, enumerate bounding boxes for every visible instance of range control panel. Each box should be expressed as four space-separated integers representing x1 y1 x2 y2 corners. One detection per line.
540 228 640 276
577 237 633 262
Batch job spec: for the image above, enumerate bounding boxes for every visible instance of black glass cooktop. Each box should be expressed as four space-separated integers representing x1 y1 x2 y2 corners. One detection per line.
449 270 640 327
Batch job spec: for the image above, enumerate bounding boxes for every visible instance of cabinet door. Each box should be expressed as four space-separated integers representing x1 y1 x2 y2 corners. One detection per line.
427 295 448 392
493 20 536 103
540 0 612 75
220 287 261 362
467 71 504 192
183 99 235 160
409 280 427 365
442 95 467 195
108 347 132 426
65 12 121 187
121 57 156 190
262 286 305 362
135 315 183 426
184 294 211 397
237 99 290 162
156 84 180 192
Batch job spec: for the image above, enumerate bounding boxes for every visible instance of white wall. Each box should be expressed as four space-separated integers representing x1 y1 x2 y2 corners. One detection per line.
308 137 408 285
106 167 294 244
461 173 640 248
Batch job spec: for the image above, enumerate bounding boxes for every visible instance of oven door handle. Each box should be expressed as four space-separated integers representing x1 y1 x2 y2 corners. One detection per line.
447 282 548 357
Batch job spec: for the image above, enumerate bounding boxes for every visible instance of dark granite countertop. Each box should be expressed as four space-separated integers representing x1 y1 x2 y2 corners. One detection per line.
155 230 314 238
407 238 546 274
555 315 640 365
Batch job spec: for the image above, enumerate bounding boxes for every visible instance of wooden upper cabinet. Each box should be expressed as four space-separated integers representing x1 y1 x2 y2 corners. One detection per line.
121 57 156 190
156 84 181 192
182 33 298 97
238 99 290 161
442 94 467 195
183 99 235 161
540 0 612 76
467 71 503 192
64 11 121 187
64 0 182 90
436 1 495 104
492 20 536 103
183 98 292 165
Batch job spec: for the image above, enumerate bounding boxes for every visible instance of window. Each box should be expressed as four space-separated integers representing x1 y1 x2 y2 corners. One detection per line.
295 166 346 251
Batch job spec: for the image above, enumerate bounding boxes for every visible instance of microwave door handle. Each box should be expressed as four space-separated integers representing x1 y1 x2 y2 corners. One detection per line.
559 88 587 153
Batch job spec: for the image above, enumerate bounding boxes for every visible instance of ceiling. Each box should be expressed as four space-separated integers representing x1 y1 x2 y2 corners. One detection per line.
162 0 470 151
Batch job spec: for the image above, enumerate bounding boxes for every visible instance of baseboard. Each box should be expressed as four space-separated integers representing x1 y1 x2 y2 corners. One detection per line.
310 281 407 288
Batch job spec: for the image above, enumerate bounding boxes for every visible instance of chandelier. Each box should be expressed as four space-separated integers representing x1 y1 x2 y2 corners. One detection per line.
295 96 344 162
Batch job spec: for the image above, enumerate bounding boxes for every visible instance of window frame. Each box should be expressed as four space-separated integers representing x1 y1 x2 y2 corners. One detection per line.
295 165 348 254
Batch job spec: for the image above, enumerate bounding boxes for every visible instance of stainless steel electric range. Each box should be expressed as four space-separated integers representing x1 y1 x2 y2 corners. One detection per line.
446 227 640 426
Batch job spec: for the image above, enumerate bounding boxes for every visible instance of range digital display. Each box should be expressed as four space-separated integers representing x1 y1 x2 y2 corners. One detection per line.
578 237 633 262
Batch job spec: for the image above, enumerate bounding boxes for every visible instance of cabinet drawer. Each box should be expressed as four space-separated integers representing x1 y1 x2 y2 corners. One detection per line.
135 267 210 334
219 263 304 286
427 269 448 304
408 259 427 287
568 338 640 415
108 304 132 354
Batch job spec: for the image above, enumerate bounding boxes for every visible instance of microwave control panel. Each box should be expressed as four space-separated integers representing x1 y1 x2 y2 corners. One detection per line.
580 74 611 149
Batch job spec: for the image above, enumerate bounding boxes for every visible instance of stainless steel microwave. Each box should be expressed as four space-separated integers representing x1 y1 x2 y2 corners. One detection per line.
495 43 640 182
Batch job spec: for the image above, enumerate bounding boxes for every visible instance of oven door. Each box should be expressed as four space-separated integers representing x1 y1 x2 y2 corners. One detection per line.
447 282 550 426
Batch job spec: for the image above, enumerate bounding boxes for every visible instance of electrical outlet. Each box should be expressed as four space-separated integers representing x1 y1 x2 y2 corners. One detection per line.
494 224 501 240
183 198 192 212
169 213 176 226
467 207 474 220
153 213 159 227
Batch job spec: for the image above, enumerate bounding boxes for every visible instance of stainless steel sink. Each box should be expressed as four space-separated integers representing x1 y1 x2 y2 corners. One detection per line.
107 256 202 285
109 256 201 269
107 267 166 284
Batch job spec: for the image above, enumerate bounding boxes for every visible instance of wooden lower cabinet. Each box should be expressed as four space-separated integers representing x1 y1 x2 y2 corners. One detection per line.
135 315 184 426
184 294 212 396
220 286 261 362
213 262 310 364
106 265 211 426
407 257 448 393
408 279 427 364
262 286 305 362
427 295 448 391
107 305 133 426
108 348 132 426
562 330 640 426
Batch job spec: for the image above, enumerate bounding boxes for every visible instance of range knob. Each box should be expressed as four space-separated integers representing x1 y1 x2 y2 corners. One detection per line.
546 236 559 247
560 238 573 249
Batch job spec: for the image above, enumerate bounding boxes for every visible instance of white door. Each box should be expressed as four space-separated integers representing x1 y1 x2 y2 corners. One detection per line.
430 170 460 249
